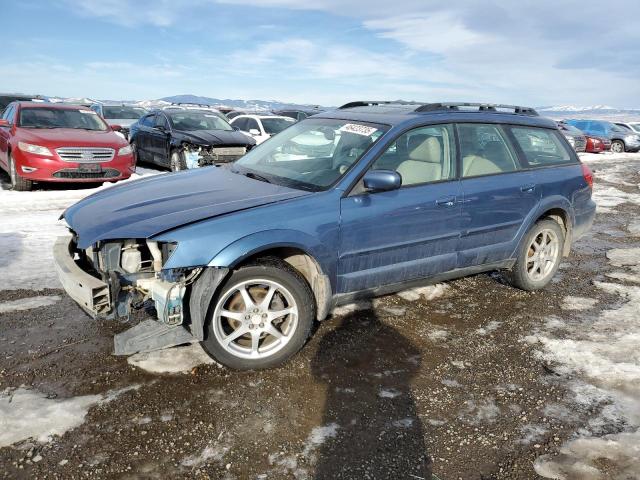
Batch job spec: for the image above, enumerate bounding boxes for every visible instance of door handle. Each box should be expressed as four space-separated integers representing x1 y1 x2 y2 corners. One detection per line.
520 184 536 193
436 196 457 207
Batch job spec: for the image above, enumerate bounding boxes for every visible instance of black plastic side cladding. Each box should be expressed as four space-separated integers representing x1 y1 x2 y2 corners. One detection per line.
188 267 229 341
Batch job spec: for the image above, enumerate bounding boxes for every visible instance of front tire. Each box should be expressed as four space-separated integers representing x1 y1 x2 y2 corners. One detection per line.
170 150 187 171
9 154 33 191
611 140 625 153
506 219 564 291
201 259 315 370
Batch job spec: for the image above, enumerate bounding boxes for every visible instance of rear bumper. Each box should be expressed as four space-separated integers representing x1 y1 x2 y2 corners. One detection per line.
53 236 111 318
573 200 596 242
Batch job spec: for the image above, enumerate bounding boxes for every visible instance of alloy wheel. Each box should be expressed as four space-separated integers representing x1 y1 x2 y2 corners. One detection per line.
526 228 560 281
212 279 299 359
611 141 624 153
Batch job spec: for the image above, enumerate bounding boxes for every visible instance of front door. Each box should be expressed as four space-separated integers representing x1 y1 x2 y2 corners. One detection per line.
456 123 540 267
338 124 462 293
150 113 171 166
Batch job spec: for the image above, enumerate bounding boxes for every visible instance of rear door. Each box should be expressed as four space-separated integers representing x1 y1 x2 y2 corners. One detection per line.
339 124 462 293
136 113 156 162
457 123 540 268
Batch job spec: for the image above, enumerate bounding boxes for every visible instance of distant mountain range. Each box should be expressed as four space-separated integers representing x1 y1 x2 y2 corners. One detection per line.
137 94 328 112
536 105 640 120
43 94 640 120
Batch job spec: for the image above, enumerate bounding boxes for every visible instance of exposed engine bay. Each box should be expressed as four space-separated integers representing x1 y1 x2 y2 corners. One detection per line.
78 238 200 326
180 143 247 169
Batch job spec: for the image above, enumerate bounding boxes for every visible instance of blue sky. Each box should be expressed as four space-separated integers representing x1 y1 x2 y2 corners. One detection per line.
1 0 639 107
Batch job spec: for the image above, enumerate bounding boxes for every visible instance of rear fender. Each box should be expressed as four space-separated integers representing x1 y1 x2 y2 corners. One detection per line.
509 196 573 258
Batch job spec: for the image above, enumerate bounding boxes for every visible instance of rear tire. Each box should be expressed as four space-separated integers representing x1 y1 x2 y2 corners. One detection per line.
170 150 187 171
611 140 625 153
9 154 33 191
201 259 315 370
506 219 564 291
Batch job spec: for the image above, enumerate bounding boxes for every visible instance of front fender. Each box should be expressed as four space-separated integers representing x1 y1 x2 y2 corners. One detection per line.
208 229 333 272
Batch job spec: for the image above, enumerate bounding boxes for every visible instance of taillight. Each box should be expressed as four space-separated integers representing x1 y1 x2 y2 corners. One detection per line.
581 164 593 189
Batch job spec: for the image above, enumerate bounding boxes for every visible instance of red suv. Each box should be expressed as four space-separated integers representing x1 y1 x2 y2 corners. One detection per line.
0 102 136 191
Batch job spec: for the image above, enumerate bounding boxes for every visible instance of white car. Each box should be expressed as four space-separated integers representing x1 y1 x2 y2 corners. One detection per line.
230 114 295 144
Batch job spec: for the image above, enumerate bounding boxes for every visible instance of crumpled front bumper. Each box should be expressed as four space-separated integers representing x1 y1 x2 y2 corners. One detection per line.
53 236 112 318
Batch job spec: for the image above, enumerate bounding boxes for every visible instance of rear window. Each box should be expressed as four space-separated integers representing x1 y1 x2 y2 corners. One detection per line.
510 127 574 167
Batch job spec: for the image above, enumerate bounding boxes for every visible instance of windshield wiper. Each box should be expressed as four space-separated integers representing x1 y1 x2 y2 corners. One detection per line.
244 171 272 184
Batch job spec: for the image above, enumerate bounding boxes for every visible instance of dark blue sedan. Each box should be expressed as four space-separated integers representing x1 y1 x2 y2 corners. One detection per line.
54 101 596 369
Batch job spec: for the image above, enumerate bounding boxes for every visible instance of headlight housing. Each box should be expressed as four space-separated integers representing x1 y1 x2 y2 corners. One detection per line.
18 142 53 156
118 145 133 156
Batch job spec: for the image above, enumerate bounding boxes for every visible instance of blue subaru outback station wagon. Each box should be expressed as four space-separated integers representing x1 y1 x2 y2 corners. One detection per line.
54 101 596 369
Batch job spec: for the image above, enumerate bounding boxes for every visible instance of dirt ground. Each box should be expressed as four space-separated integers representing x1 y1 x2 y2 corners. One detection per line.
1 153 639 480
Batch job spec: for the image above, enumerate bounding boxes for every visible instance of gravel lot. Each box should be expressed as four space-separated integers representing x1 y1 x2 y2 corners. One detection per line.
1 153 639 480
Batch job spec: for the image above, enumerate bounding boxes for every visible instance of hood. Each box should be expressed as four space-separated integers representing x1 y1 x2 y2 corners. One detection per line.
17 127 128 148
63 167 311 248
177 129 255 147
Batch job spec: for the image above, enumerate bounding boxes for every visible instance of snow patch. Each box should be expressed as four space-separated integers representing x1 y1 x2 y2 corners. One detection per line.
475 320 502 335
606 248 640 267
0 385 139 447
0 295 61 313
302 423 339 457
459 397 500 424
181 443 229 467
560 296 598 311
533 248 640 479
397 284 449 302
427 329 449 341
378 388 401 399
128 343 215 374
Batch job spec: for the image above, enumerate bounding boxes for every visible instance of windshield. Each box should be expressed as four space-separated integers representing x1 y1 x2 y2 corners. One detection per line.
262 117 295 135
102 106 146 119
18 107 108 131
631 123 640 133
168 111 233 131
560 124 583 135
233 118 388 191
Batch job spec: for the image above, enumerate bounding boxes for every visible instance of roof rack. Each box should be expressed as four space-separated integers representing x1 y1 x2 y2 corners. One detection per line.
415 102 538 116
338 100 417 109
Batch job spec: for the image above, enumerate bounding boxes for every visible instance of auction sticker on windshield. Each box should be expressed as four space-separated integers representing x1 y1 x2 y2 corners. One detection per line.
339 123 379 137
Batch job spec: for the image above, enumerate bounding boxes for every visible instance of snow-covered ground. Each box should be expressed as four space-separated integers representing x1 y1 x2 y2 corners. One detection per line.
531 152 640 479
0 167 161 291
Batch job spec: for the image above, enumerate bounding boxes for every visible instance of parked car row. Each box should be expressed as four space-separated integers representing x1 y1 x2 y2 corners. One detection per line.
563 119 640 153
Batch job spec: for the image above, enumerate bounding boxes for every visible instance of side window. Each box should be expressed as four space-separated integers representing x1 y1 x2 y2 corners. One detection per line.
141 114 155 127
510 127 573 167
458 124 519 178
371 124 456 186
246 119 260 131
154 114 169 129
2 105 15 123
233 118 247 131
297 112 307 121
591 122 605 135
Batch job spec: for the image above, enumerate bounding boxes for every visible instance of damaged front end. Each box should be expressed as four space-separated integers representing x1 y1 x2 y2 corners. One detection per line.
180 143 248 169
53 235 226 355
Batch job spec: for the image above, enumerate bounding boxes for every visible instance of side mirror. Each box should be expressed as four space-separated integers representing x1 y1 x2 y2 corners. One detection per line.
111 124 122 131
0 119 10 127
363 170 402 193
249 129 261 136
